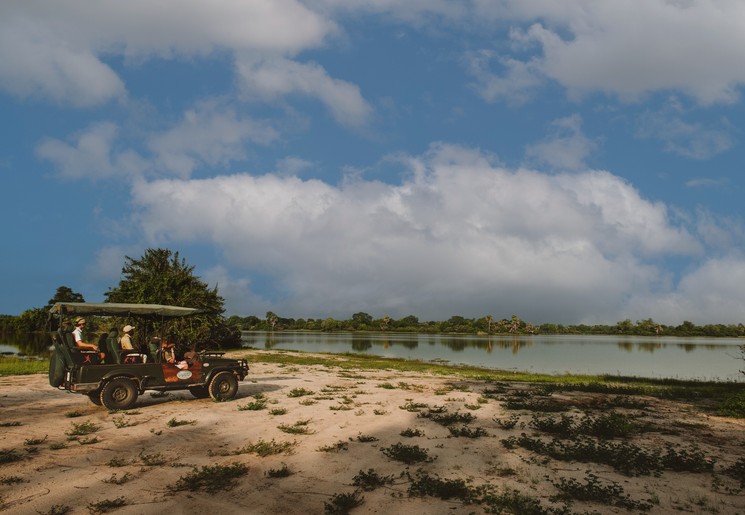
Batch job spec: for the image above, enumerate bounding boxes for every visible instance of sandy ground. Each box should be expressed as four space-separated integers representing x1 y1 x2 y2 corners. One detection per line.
1 350 744 515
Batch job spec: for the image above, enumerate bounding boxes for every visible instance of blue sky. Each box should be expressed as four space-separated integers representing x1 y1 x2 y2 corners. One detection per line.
2 0 745 324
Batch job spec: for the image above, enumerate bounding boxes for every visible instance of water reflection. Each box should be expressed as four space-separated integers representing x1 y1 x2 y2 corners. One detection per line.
0 331 52 357
238 331 744 381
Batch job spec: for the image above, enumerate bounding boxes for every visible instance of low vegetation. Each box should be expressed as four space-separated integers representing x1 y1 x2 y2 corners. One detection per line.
174 463 248 493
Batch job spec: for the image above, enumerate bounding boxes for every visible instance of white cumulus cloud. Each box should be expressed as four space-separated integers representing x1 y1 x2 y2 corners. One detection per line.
127 144 708 322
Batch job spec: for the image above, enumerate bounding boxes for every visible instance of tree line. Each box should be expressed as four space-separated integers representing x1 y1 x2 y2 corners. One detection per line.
226 312 745 338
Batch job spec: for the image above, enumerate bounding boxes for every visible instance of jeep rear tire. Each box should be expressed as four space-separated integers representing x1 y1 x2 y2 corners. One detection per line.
208 372 238 402
88 390 103 405
100 377 138 410
189 385 210 399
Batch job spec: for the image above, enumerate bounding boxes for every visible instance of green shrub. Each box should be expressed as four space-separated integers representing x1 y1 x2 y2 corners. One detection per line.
174 463 248 493
380 443 435 464
323 491 364 514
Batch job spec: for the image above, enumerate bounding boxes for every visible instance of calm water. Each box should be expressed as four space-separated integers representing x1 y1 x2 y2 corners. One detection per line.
3 330 742 381
241 331 744 381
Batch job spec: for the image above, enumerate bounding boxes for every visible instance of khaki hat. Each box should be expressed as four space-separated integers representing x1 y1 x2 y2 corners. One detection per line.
123 325 135 333
75 318 86 326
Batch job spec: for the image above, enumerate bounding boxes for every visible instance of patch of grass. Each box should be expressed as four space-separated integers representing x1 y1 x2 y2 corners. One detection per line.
77 436 100 445
226 438 297 457
48 442 67 450
101 472 133 485
40 505 72 515
380 443 435 464
139 451 167 466
501 433 714 476
24 435 47 446
494 414 520 429
0 421 21 427
0 475 26 485
448 425 488 438
717 391 745 418
464 403 481 410
238 394 267 411
112 415 130 428
174 462 248 493
87 497 127 514
166 417 196 428
373 409 388 415
64 410 84 418
0 356 48 375
504 396 569 412
551 471 654 511
318 441 348 452
529 412 638 439
298 398 317 406
287 387 315 398
377 382 396 389
352 469 395 491
66 421 100 437
480 488 562 515
355 434 378 443
399 400 428 412
400 427 424 438
329 404 353 411
323 491 364 515
149 391 170 398
418 409 475 426
278 420 314 435
269 408 287 416
107 456 131 467
407 469 474 501
723 457 745 488
266 463 292 478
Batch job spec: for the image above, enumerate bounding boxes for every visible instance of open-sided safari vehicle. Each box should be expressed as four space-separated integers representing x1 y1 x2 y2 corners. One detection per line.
48 302 249 410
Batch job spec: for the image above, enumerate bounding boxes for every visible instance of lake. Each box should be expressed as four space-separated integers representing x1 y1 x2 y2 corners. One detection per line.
241 331 744 381
3 330 742 381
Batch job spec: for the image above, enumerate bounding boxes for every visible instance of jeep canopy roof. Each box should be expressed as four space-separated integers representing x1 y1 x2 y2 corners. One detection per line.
49 302 201 318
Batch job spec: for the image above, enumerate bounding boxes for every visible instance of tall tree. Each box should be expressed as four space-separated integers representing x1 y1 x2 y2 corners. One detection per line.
105 249 224 312
46 286 85 308
104 249 238 349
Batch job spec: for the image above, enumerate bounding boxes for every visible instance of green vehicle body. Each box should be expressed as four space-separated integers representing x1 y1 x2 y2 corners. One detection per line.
48 302 249 410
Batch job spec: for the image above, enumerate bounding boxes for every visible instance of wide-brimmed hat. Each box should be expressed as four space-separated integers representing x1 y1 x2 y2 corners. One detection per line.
75 317 86 325
123 325 135 333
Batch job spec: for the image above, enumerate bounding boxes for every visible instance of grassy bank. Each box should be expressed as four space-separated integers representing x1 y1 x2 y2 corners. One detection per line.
233 348 745 417
0 356 48 376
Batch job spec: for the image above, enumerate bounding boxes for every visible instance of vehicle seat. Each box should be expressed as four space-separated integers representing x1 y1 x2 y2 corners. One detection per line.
107 329 123 364
148 341 162 363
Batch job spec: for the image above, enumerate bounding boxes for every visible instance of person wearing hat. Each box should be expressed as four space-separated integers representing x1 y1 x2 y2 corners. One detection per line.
120 325 135 351
72 318 99 352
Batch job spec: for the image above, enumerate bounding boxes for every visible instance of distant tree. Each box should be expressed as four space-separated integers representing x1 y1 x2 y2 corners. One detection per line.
266 311 279 330
351 312 373 328
104 248 239 349
46 286 85 308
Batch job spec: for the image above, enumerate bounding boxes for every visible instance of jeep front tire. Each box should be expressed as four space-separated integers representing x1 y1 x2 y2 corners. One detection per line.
208 372 238 402
100 377 139 410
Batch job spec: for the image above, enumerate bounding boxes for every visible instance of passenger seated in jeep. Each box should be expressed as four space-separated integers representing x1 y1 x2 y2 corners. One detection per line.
72 318 104 360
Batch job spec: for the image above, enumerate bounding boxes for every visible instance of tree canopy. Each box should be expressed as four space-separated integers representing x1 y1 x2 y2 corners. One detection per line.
104 249 238 349
104 249 224 312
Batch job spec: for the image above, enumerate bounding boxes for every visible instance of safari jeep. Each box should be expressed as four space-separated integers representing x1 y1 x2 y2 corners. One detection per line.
48 302 249 410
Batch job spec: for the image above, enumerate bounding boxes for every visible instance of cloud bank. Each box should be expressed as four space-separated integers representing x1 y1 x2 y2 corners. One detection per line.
122 143 742 324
